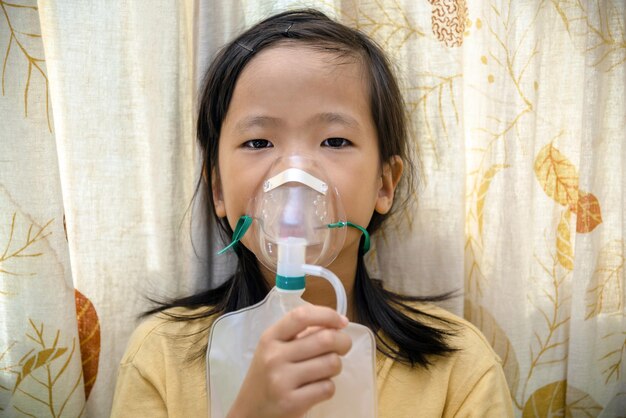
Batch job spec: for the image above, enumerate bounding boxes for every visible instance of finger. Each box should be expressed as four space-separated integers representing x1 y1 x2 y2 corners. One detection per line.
291 353 343 387
296 325 324 339
290 379 336 411
286 328 352 362
269 305 348 342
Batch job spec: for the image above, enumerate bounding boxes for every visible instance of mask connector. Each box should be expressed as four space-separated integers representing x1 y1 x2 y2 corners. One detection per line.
276 237 306 290
327 221 370 254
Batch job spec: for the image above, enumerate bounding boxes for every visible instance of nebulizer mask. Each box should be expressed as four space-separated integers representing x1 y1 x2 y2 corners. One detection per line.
207 156 377 418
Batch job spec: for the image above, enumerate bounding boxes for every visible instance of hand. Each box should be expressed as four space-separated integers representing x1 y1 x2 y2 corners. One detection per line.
227 305 352 418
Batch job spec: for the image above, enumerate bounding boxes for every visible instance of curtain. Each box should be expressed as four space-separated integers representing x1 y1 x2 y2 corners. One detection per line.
1 0 199 416
0 1 86 416
1 1 624 417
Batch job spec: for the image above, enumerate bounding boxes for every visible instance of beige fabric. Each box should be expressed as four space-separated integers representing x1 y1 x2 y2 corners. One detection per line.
36 1 197 416
2 0 197 416
0 2 85 416
109 305 513 417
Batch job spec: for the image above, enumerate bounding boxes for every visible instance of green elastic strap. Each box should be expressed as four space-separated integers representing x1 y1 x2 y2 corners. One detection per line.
276 274 306 290
327 221 370 254
217 215 253 255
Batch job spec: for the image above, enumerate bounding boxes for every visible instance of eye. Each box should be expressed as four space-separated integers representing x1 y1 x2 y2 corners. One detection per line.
321 138 352 148
243 139 273 149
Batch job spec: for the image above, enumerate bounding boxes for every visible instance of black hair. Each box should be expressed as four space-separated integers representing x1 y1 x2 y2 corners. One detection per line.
148 8 457 367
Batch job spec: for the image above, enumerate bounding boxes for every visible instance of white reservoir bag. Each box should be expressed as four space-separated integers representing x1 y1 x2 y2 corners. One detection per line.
207 276 377 418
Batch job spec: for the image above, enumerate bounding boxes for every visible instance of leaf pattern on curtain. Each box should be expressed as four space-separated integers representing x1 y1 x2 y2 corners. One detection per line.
1 0 87 415
556 209 574 271
74 289 100 400
520 248 572 409
465 0 540 300
0 0 52 131
406 72 462 166
522 380 602 417
0 213 53 280
575 191 602 233
343 0 425 50
599 331 625 385
458 0 623 414
552 0 626 73
8 320 84 417
533 141 604 235
586 239 624 320
534 142 579 209
337 0 625 414
466 162 508 296
0 194 87 415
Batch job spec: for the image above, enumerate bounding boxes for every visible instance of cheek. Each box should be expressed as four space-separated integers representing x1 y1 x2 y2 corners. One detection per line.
222 179 249 211
336 170 380 225
220 167 266 220
216 164 243 215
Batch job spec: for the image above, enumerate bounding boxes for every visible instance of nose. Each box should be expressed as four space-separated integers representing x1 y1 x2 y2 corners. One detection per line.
279 187 307 238
281 145 316 159
269 153 317 174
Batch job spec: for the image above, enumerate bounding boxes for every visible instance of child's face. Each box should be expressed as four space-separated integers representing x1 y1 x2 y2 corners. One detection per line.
214 44 396 261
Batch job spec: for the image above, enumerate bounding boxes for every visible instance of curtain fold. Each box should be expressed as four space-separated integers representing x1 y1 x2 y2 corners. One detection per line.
1 1 624 417
0 1 85 416
36 0 197 415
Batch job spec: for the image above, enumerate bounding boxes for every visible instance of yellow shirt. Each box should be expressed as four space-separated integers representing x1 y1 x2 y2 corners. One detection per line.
111 304 513 417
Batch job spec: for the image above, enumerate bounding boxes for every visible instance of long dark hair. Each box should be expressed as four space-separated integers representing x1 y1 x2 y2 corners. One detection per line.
149 9 457 367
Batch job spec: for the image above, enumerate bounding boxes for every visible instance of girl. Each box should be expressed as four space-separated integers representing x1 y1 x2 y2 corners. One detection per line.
111 9 513 418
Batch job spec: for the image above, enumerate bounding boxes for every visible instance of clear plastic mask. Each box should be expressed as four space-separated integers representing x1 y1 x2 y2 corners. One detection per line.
244 155 346 272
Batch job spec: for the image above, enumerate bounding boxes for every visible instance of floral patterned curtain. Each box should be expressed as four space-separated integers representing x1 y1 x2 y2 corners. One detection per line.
1 1 624 417
355 1 625 415
1 0 197 416
0 1 86 416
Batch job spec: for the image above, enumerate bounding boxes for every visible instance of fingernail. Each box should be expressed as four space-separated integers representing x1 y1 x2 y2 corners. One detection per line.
340 315 349 326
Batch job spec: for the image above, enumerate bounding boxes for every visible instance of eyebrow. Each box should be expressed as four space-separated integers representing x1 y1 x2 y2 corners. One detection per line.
234 112 360 133
314 112 359 128
235 116 280 133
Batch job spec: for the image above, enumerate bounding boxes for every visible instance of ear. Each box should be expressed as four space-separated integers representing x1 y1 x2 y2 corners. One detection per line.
211 167 226 218
375 155 403 215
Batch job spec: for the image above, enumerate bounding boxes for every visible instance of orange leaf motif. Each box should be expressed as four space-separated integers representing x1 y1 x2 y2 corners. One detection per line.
556 209 574 271
75 289 101 400
534 143 579 208
428 0 468 47
575 190 602 233
522 381 602 417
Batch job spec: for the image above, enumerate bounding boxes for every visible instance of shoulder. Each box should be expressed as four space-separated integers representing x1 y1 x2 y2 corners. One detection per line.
415 304 514 415
113 307 215 417
377 300 503 379
414 302 501 363
120 306 218 366
377 303 513 417
382 300 506 391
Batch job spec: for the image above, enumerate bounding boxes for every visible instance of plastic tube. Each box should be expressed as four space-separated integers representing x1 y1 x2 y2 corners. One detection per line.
276 238 347 316
301 264 347 316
